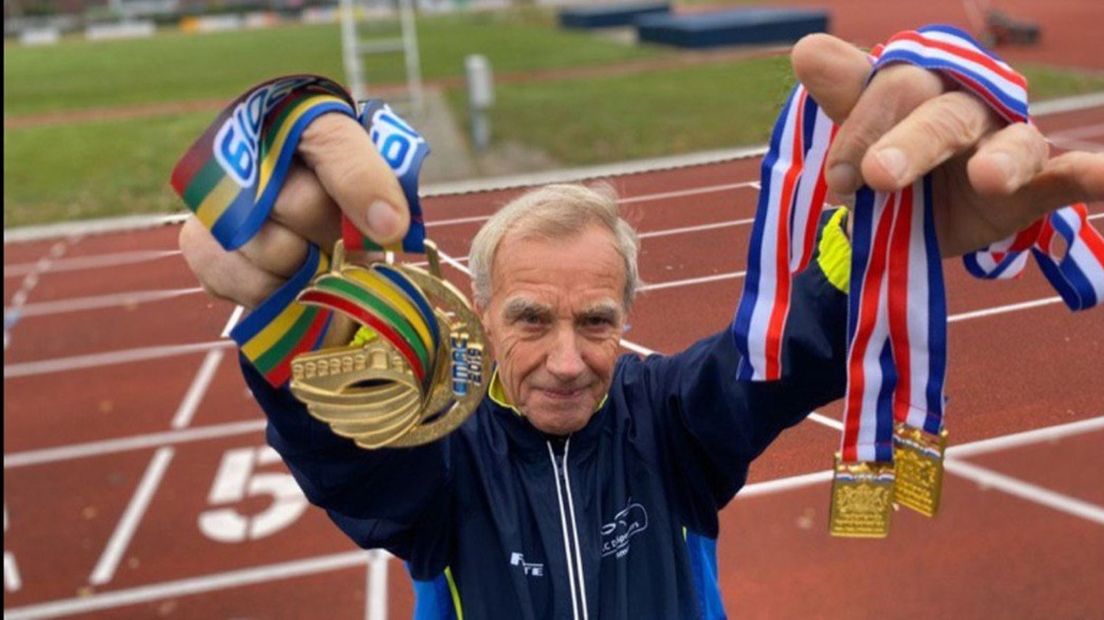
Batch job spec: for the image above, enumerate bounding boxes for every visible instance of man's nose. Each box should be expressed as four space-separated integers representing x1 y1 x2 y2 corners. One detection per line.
545 325 586 381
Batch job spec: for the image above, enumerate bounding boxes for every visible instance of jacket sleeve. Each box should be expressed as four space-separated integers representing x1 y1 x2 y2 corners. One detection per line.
240 356 452 571
635 219 849 536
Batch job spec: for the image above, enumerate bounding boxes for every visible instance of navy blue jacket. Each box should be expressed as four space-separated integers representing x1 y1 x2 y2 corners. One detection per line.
243 257 848 619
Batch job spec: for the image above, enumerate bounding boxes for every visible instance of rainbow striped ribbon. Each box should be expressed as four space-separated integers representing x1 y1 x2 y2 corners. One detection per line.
733 25 1079 469
230 243 334 386
171 75 428 253
344 99 430 254
171 75 431 386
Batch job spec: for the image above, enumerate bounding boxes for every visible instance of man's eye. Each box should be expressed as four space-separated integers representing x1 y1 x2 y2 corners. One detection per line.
519 312 545 326
582 316 613 328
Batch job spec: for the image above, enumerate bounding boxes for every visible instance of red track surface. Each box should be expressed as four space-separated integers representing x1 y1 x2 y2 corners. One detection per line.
4 107 1103 619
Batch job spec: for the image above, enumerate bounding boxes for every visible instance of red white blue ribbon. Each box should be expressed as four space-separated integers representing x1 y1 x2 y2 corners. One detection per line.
734 24 1102 466
732 88 835 381
843 178 946 462
968 204 1104 310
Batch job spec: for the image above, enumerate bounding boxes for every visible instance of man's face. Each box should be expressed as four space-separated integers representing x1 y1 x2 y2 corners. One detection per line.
480 224 627 436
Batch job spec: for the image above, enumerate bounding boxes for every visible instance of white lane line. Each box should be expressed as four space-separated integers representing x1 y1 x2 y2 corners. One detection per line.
618 181 758 205
739 415 1104 499
739 469 835 498
3 250 180 279
4 420 265 469
5 550 375 620
944 459 1104 524
1090 212 1103 222
426 181 759 229
0 280 1080 381
807 412 843 431
4 504 21 592
639 271 746 293
221 306 245 338
5 241 69 351
88 447 174 586
802 409 1104 523
365 549 390 620
637 218 754 240
3 340 235 379
619 339 657 357
3 549 21 592
171 349 225 429
949 416 1104 458
416 218 758 269
4 418 1101 616
1049 136 1103 152
947 297 1062 322
1047 122 1104 141
1031 92 1104 116
4 287 204 319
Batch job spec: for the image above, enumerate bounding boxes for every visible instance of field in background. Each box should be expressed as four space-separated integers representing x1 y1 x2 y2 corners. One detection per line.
5 5 1104 227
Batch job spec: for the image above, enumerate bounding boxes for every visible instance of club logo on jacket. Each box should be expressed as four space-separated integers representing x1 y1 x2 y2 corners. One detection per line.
601 502 648 558
509 552 544 577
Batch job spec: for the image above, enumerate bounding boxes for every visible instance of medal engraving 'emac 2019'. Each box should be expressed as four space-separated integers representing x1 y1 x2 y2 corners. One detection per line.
290 241 487 449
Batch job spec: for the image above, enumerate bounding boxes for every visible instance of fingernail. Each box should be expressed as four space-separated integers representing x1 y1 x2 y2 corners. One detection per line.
875 148 908 186
827 163 859 193
366 200 400 240
989 152 1017 192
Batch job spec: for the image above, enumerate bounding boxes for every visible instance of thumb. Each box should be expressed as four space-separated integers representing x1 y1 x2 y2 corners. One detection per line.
790 33 872 124
297 112 410 246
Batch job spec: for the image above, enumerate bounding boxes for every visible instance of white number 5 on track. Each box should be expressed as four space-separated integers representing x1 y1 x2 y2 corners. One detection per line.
198 446 308 543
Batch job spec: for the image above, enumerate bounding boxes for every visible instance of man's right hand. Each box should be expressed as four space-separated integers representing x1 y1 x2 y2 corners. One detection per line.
178 113 411 342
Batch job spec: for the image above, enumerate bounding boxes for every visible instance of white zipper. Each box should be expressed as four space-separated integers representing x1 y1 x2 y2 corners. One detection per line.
547 439 588 620
561 440 589 620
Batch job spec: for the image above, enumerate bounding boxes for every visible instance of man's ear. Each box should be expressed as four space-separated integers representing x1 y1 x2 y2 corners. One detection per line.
476 302 493 337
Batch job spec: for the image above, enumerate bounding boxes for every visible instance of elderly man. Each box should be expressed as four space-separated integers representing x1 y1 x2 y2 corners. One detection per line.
179 34 1104 618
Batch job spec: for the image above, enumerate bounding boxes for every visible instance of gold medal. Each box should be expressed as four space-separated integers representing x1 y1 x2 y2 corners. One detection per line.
892 424 948 517
289 240 488 449
828 455 895 538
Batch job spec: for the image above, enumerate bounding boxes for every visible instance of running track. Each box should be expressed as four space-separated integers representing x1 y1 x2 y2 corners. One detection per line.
4 105 1103 619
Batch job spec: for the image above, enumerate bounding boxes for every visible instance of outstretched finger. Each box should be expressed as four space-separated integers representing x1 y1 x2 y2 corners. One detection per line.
297 113 410 246
1008 150 1104 223
861 90 1001 192
179 217 285 310
966 121 1049 197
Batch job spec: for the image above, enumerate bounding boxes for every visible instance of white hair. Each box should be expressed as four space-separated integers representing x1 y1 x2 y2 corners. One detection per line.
468 183 641 310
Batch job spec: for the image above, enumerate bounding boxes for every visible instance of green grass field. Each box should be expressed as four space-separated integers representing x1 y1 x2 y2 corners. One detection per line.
2 11 665 117
5 10 1104 227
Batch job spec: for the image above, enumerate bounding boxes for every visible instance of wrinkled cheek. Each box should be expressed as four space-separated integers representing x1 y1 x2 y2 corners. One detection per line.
496 336 530 399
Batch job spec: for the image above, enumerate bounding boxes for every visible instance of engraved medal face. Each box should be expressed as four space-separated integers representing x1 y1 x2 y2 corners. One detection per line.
828 454 896 538
892 424 948 517
386 263 487 448
289 241 487 449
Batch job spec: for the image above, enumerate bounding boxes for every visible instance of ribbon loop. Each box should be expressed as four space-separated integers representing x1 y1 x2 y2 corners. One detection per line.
172 76 432 386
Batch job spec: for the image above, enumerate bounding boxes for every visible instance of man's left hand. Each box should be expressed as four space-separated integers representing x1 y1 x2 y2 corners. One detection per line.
791 33 1104 257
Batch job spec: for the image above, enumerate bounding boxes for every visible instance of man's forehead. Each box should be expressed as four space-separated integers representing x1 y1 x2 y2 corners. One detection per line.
501 295 621 313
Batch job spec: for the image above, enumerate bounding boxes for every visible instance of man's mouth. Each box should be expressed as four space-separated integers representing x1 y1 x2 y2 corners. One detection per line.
536 386 587 400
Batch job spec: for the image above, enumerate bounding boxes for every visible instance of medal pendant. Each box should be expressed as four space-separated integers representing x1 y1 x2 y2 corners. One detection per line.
289 240 488 449
828 455 895 538
893 424 948 517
